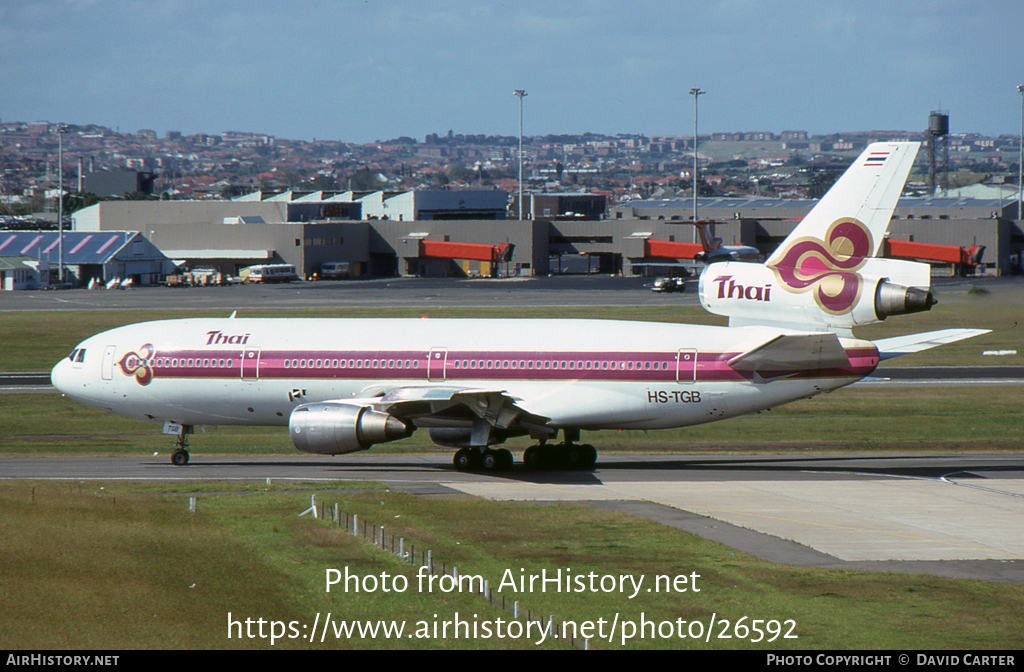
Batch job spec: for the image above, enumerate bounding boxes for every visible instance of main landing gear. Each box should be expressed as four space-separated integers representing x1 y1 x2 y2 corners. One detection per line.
522 427 597 470
453 447 514 472
170 424 193 466
451 429 599 472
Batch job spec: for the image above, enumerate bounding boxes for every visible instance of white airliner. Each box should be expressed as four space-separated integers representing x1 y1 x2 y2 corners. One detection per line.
51 142 987 469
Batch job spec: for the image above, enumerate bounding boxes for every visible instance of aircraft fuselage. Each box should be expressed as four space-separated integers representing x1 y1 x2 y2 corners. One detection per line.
51 317 878 433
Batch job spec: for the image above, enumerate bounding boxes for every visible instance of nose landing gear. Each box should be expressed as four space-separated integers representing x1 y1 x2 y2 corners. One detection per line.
169 424 193 466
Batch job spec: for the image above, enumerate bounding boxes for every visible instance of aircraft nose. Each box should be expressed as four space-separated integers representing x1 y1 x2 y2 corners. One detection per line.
51 358 74 395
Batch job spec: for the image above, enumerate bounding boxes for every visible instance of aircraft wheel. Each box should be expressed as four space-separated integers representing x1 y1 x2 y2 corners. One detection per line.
453 448 474 470
481 450 499 471
171 449 189 466
581 444 598 467
566 445 585 468
497 448 514 470
523 446 544 469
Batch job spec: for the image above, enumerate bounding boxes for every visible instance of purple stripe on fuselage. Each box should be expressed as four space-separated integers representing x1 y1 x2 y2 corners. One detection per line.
138 347 878 384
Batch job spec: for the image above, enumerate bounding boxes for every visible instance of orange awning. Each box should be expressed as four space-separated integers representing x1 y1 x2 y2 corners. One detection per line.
419 240 514 263
644 239 704 259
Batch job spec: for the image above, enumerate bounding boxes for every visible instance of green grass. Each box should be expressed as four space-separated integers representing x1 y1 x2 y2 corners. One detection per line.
0 482 528 649
2 481 1022 649
3 383 1022 457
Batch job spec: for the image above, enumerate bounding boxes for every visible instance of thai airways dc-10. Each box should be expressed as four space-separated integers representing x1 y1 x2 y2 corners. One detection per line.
51 142 987 469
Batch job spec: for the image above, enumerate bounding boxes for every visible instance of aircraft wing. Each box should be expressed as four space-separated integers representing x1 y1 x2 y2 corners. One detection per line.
354 385 554 442
873 328 991 360
728 333 851 372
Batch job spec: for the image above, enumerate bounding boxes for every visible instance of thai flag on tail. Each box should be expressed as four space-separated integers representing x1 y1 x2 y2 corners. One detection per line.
864 151 889 167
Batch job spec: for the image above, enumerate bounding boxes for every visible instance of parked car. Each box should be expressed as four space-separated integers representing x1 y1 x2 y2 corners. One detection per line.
651 277 686 293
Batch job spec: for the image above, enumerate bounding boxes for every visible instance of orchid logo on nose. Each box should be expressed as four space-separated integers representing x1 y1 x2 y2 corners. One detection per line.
118 344 155 385
769 218 873 315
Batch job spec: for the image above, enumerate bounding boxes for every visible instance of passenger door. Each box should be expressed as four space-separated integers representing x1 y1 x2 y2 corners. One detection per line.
427 348 447 382
676 349 697 383
241 348 261 381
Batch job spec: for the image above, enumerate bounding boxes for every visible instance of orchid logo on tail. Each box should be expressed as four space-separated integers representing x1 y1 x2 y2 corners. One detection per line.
769 218 873 315
118 344 155 386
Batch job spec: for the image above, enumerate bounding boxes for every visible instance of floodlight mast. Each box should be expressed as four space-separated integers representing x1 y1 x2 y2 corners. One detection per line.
514 89 527 219
689 87 705 242
1018 85 1023 220
56 124 67 287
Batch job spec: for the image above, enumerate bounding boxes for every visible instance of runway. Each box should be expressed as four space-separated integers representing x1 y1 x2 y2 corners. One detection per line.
5 452 1023 584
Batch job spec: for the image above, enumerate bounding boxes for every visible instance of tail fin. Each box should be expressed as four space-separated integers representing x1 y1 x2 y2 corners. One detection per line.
699 141 932 333
766 142 920 266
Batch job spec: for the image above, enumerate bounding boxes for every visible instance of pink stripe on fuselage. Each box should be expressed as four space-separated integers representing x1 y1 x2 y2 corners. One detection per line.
139 346 878 384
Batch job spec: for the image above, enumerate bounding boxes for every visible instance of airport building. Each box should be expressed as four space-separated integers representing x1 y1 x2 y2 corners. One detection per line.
62 190 1024 282
0 256 48 290
0 230 172 288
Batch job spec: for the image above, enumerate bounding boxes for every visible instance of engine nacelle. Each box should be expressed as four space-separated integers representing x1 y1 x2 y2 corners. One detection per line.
289 402 410 455
699 258 935 330
428 427 473 449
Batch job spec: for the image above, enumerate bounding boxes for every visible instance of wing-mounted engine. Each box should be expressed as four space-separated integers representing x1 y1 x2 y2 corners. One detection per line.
374 386 552 449
289 402 411 455
290 387 553 455
698 257 936 332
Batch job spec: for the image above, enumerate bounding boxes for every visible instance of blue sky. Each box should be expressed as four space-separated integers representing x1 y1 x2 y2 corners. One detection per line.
2 0 1022 142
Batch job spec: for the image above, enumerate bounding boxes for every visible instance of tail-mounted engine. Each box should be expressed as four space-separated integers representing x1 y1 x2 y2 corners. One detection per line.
289 402 411 455
699 258 936 330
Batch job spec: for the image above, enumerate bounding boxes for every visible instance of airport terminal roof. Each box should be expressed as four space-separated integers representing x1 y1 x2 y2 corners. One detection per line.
0 231 159 264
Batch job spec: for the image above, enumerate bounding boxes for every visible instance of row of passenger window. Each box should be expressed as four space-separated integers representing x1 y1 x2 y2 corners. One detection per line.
279 357 671 372
152 355 672 373
156 358 234 369
283 358 421 370
450 359 670 372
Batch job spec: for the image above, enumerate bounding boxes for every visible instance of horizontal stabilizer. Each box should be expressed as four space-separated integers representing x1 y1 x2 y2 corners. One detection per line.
874 328 991 360
728 333 851 372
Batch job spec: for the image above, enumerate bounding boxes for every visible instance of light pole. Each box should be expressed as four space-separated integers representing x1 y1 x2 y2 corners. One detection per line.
1018 85 1023 220
689 87 705 241
513 89 527 219
56 124 67 287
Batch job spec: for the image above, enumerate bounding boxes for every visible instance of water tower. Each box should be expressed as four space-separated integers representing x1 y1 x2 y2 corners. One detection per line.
927 111 949 196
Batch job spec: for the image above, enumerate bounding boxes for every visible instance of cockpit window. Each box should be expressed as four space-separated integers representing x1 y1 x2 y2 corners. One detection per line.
74 349 86 363
68 349 79 361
